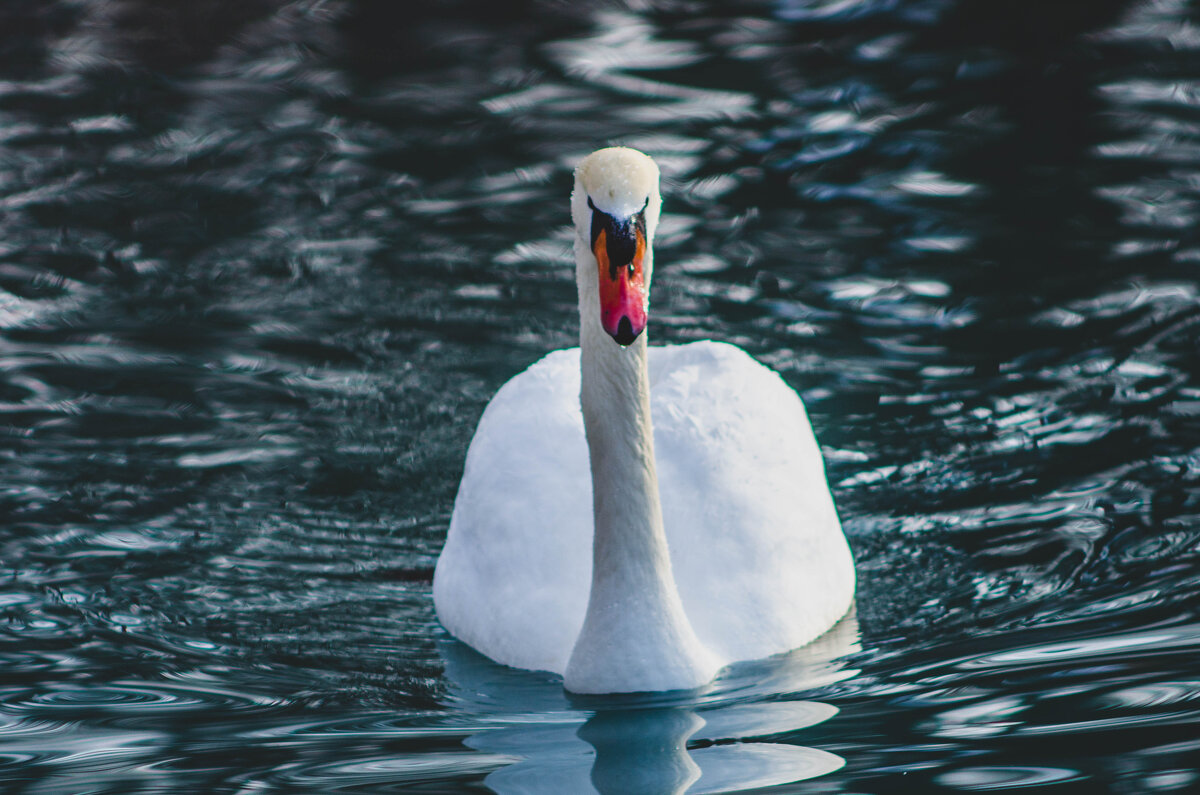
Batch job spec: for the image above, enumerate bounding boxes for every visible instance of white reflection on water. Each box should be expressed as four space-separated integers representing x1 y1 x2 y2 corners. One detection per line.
966 624 1200 668
441 613 859 793
546 11 756 123
476 701 844 795
485 710 844 795
937 765 1082 790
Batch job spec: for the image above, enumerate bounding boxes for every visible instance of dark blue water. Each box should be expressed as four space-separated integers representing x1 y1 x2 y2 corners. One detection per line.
3 0 1200 791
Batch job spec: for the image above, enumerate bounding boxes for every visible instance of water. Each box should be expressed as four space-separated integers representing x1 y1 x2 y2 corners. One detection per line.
2 0 1200 790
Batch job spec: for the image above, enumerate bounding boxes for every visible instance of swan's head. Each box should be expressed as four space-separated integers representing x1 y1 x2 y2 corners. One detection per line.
571 147 662 346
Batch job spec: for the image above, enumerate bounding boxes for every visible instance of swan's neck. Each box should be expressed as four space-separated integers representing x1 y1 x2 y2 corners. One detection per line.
579 329 667 601
564 240 717 693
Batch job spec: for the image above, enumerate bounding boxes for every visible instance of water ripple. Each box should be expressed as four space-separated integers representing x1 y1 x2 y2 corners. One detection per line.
1 0 1199 791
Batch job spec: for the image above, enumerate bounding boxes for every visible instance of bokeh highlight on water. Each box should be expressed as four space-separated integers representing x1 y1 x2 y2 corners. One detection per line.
2 0 1200 791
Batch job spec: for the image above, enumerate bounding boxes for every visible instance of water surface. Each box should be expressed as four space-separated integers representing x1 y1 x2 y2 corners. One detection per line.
3 0 1200 791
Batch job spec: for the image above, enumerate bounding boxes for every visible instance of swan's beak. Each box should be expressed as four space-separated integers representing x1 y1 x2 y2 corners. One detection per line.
590 201 648 346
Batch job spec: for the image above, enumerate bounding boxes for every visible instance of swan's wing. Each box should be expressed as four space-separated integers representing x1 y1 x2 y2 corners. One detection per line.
649 341 855 662
434 349 592 675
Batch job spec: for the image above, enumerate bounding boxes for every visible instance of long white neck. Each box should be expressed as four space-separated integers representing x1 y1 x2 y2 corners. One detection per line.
564 236 718 694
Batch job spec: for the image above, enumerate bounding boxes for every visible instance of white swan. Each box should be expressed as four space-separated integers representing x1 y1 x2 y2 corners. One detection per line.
433 147 855 694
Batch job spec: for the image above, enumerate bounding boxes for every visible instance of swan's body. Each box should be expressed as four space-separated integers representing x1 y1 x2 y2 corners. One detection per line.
434 148 855 693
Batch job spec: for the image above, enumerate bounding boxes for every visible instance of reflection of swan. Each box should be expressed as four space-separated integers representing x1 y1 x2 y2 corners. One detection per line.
434 147 855 694
448 614 861 795
477 702 844 795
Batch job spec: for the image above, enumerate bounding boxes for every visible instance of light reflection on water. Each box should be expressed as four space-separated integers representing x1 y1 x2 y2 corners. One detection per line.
2 0 1200 790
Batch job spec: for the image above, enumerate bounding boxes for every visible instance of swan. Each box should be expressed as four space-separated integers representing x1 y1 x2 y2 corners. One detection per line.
433 147 855 694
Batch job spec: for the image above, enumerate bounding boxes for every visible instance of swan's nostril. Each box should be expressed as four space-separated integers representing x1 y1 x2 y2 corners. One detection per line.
613 315 638 346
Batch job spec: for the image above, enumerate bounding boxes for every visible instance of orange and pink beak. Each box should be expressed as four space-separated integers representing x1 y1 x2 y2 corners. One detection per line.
589 197 648 346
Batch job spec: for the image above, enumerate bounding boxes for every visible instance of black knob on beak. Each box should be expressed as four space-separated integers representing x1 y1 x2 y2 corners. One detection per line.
612 315 638 346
